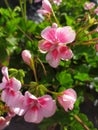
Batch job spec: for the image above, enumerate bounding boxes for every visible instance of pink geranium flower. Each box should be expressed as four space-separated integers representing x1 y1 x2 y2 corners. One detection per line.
0 67 22 106
84 2 95 10
58 89 77 111
20 91 56 123
0 116 10 130
94 7 98 15
0 111 15 130
37 0 52 15
38 23 76 68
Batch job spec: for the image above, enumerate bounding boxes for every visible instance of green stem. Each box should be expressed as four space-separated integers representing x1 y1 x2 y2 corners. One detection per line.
74 115 90 130
83 38 98 42
19 0 24 18
37 57 47 76
30 58 38 82
76 21 96 40
19 0 27 21
24 0 27 22
52 9 60 25
46 89 62 96
4 0 10 9
17 25 33 42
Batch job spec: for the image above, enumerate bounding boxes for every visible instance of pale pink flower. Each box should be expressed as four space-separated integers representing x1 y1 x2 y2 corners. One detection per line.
22 50 32 65
58 89 77 111
37 0 52 15
94 7 98 15
53 0 62 5
38 23 76 68
84 2 95 10
0 111 15 130
0 67 22 106
22 91 56 123
0 116 10 130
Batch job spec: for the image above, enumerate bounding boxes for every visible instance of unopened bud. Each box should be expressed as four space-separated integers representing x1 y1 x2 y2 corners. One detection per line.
22 50 32 65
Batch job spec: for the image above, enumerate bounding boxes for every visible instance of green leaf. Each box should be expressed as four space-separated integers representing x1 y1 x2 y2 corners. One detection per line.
56 71 73 88
74 72 91 82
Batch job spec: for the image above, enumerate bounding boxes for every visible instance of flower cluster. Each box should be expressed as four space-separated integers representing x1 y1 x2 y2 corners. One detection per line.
0 66 77 125
84 1 98 15
1 0 98 129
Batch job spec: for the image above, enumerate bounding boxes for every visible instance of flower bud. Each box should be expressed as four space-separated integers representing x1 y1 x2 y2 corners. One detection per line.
22 50 32 65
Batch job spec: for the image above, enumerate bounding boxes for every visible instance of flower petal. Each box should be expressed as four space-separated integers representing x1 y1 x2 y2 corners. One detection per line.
37 9 50 15
42 0 52 13
41 27 57 43
0 116 10 130
10 77 21 91
59 46 73 60
1 67 9 80
24 108 43 123
1 90 22 108
0 80 7 90
56 26 76 44
38 40 53 53
8 91 26 116
46 49 60 68
38 95 56 117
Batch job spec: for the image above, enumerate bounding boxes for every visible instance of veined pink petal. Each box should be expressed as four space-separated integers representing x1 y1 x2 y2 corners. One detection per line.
37 0 52 15
38 40 53 53
0 81 7 90
38 95 56 117
1 89 16 104
46 49 60 68
59 46 73 60
56 26 76 44
9 77 21 91
42 0 52 13
58 89 77 111
63 89 77 100
2 67 9 80
41 27 57 43
10 92 26 116
1 90 23 107
37 9 51 15
23 91 37 106
24 108 44 123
